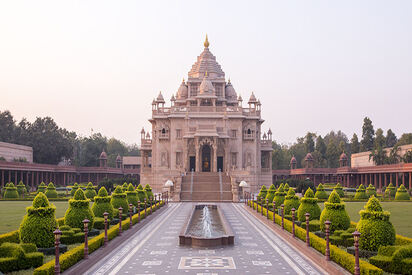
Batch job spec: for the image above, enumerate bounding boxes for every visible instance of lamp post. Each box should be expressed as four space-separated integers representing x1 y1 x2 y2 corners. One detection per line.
281 204 285 230
137 201 141 222
103 212 109 247
273 201 276 224
305 213 310 246
266 199 269 219
353 230 361 275
54 229 62 275
83 219 90 259
291 208 296 238
325 220 331 261
118 207 123 236
129 203 133 227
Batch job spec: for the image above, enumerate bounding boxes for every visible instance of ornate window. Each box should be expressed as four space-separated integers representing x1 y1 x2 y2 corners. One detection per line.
243 125 255 140
214 83 223 97
190 83 199 97
231 130 237 138
231 152 237 167
176 129 182 139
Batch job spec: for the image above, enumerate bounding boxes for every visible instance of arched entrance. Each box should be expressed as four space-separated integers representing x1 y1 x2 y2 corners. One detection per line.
202 145 211 172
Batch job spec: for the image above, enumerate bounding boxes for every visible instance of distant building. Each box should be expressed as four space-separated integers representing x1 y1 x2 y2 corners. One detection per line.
351 144 412 168
0 141 33 163
122 156 151 170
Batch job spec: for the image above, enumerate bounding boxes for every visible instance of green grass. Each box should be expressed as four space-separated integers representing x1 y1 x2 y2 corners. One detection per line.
319 201 412 238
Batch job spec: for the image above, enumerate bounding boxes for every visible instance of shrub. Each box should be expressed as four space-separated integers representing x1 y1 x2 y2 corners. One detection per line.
333 183 345 198
144 184 154 200
273 184 286 209
84 182 97 199
264 184 276 203
110 185 129 213
0 242 44 273
257 185 268 201
354 184 368 200
19 192 58 248
320 190 350 232
64 189 94 230
17 181 26 196
283 183 290 193
395 184 410 201
370 245 412 274
284 188 300 215
4 182 19 199
385 183 396 198
366 184 377 198
45 182 58 198
37 182 46 194
70 182 80 197
122 182 128 192
0 230 20 245
314 183 328 200
356 196 396 251
92 187 114 219
136 184 147 203
126 183 139 207
93 217 106 230
297 188 321 222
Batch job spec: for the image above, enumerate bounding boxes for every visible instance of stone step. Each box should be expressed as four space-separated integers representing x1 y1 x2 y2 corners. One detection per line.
180 191 233 201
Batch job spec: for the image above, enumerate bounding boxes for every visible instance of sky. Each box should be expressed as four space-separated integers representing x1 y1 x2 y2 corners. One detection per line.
0 0 411 145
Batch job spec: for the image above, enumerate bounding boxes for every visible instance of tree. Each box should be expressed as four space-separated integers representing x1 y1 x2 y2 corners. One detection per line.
396 133 412 146
369 146 386 165
385 129 397 148
326 139 339 168
338 141 346 154
304 132 315 153
403 150 412 163
360 117 375 152
374 128 385 149
0 110 16 142
315 135 326 157
107 138 128 167
351 133 360 154
79 133 107 167
387 145 401 164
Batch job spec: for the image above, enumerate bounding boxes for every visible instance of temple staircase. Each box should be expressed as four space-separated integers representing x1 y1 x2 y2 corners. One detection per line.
180 172 233 202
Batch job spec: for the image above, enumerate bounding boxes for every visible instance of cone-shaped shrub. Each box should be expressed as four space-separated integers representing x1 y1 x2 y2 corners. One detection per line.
126 183 139 206
354 184 368 200
395 184 410 201
366 184 377 198
17 181 26 196
273 185 286 209
110 186 129 213
283 183 290 193
136 184 147 202
314 183 328 200
384 183 396 198
19 192 57 248
45 182 58 198
144 184 154 200
37 182 46 194
333 183 345 198
92 187 114 219
64 189 94 230
284 188 300 215
70 182 79 197
297 188 321 222
264 184 276 203
122 182 128 192
320 190 350 232
356 196 395 251
4 182 19 199
84 182 97 199
257 185 267 201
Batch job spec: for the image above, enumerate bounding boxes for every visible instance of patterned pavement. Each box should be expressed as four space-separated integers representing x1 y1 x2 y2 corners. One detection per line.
85 203 326 275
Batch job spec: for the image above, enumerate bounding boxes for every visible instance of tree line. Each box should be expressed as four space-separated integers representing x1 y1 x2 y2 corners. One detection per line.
0 110 140 166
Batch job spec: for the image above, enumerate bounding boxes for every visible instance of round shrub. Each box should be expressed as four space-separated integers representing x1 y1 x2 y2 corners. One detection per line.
136 184 147 203
320 190 350 232
366 184 377 198
126 183 139 207
395 184 410 201
92 187 114 219
17 181 26 197
284 188 300 215
84 182 97 199
19 192 58 248
45 182 58 198
37 182 46 194
110 186 129 213
264 184 276 203
273 185 286 209
314 183 328 200
4 182 19 199
356 196 396 251
70 182 80 197
257 185 267 202
385 183 396 198
354 184 368 200
297 188 321 222
144 184 154 200
333 183 345 198
64 189 94 230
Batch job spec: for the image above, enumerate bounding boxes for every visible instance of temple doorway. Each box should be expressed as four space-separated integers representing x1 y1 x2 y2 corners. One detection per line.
217 156 223 172
202 145 211 172
189 156 195 172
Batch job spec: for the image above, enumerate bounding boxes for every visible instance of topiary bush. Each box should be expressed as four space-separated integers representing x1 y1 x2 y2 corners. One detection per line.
84 182 97 200
70 182 80 197
314 183 328 200
4 182 19 199
17 181 26 197
356 195 396 251
19 192 58 248
320 190 350 232
122 182 128 192
37 182 46 194
257 185 267 202
283 183 290 193
273 184 286 209
64 189 94 230
354 184 368 200
136 184 147 203
366 184 377 198
395 184 410 201
385 183 396 198
45 182 58 198
284 188 300 215
92 187 114 219
126 183 138 207
144 184 154 200
0 242 44 273
264 184 276 203
110 186 129 213
297 188 321 222
333 183 345 198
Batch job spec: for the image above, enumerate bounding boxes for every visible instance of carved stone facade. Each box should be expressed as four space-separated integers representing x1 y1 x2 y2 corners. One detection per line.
140 36 273 198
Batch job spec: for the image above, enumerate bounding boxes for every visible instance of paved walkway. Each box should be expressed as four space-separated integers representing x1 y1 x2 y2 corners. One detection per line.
85 203 326 275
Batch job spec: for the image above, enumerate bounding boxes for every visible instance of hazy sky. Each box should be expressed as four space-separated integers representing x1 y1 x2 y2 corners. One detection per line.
1 0 411 145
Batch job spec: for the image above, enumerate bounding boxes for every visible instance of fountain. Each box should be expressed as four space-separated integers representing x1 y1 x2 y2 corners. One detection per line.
179 204 234 247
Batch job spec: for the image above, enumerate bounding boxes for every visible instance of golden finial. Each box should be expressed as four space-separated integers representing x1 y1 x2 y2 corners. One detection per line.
204 34 209 48
205 71 208 77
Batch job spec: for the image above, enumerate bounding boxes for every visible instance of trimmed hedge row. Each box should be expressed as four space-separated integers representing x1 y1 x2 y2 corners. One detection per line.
249 201 383 275
33 201 164 275
0 230 20 245
0 242 44 273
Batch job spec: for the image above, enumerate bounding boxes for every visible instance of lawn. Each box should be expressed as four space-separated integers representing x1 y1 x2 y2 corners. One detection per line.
319 201 412 238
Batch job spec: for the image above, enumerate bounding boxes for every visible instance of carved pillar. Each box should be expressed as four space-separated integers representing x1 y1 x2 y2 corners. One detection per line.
212 139 217 172
195 138 199 172
183 139 188 172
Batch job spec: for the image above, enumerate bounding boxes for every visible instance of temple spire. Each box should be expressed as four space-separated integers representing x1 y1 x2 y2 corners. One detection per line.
204 34 209 48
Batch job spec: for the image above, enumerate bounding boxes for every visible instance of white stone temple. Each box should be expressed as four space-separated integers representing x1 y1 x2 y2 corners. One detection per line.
140 36 272 201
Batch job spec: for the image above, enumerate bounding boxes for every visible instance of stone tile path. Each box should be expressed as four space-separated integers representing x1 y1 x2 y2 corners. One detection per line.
85 203 326 275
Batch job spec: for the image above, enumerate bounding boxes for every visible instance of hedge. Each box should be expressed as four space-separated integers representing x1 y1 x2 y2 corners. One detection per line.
37 182 47 194
4 182 19 199
126 183 139 207
395 184 410 201
297 188 321 222
354 184 368 200
64 189 95 230
136 184 147 202
84 182 97 200
257 185 268 200
264 184 276 203
366 184 377 198
0 230 20 245
45 182 58 199
273 184 286 209
334 183 345 198
320 190 350 232
369 244 412 274
92 187 114 219
111 185 129 213
144 184 154 200
70 183 80 197
283 188 300 215
315 183 328 200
